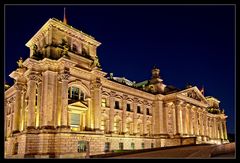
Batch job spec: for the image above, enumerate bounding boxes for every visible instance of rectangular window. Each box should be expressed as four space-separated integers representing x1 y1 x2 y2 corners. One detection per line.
127 103 131 111
151 143 154 148
71 113 80 128
104 142 110 152
78 141 87 153
131 142 135 150
137 106 141 113
115 101 120 109
101 98 107 107
141 143 145 149
119 142 123 150
13 142 18 155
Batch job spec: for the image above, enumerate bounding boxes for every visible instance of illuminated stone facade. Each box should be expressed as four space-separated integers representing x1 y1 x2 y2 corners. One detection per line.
4 18 229 158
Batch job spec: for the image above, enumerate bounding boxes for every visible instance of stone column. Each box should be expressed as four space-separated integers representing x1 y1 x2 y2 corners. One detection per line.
109 91 115 133
205 115 209 137
195 110 199 135
223 120 228 140
185 104 190 135
143 102 147 135
91 78 102 131
199 110 203 136
59 72 70 128
159 101 167 135
220 120 224 140
122 95 127 134
82 112 86 130
189 106 193 135
133 98 138 134
27 73 39 128
12 87 21 132
174 100 182 135
213 117 217 139
36 79 42 128
86 98 93 129
181 104 187 135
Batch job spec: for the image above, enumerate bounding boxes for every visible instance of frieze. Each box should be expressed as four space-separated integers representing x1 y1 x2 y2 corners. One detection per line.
187 90 202 101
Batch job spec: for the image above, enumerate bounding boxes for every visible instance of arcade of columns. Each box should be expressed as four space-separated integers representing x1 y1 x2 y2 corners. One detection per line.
163 100 228 142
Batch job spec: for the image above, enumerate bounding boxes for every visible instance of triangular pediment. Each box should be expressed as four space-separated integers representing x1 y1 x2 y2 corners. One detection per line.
68 100 88 111
178 86 208 105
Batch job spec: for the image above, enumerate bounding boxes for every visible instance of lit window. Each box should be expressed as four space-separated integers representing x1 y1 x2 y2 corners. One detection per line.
68 87 85 101
101 98 107 107
119 142 123 150
131 142 135 150
80 91 85 101
151 143 154 148
72 87 79 100
13 142 18 155
71 113 80 130
78 141 87 153
127 103 131 111
104 142 110 152
114 101 120 109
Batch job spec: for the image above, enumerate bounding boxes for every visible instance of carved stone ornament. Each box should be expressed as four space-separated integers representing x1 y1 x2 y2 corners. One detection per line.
28 73 42 83
58 73 70 81
187 91 201 101
14 83 27 92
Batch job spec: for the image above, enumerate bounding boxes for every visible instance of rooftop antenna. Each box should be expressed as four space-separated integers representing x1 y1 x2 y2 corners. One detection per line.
63 7 67 24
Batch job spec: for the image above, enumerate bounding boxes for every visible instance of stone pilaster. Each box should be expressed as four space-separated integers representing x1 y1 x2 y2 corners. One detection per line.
122 95 127 134
189 106 193 135
109 91 115 133
181 103 187 135
58 72 70 128
27 73 40 128
20 86 27 131
41 70 57 128
213 117 217 139
143 101 147 135
223 120 228 140
133 98 138 134
174 100 182 136
220 120 224 140
12 89 20 133
91 78 102 131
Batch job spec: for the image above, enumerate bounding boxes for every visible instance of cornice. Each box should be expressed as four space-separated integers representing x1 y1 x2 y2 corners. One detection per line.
25 18 101 48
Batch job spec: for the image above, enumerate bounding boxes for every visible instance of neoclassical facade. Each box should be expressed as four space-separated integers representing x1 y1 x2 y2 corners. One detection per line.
4 17 229 158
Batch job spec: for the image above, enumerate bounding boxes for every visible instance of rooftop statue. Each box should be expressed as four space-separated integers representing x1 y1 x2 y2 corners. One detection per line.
17 57 23 68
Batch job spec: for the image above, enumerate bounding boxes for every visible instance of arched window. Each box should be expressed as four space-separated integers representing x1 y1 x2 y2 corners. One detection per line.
68 86 85 101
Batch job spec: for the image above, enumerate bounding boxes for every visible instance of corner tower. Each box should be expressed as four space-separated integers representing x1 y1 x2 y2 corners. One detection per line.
25 18 102 70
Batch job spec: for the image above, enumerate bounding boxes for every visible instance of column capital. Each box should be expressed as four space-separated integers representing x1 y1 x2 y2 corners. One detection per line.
91 77 102 89
109 91 116 97
14 83 27 92
58 72 70 81
28 73 42 83
173 99 183 106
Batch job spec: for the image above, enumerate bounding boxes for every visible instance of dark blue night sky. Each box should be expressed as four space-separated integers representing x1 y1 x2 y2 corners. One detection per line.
4 5 235 134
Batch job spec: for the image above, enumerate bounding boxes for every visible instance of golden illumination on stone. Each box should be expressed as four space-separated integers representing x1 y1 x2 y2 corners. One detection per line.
4 15 229 159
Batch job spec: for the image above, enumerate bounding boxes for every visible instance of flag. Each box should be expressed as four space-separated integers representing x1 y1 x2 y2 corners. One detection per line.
63 7 67 24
